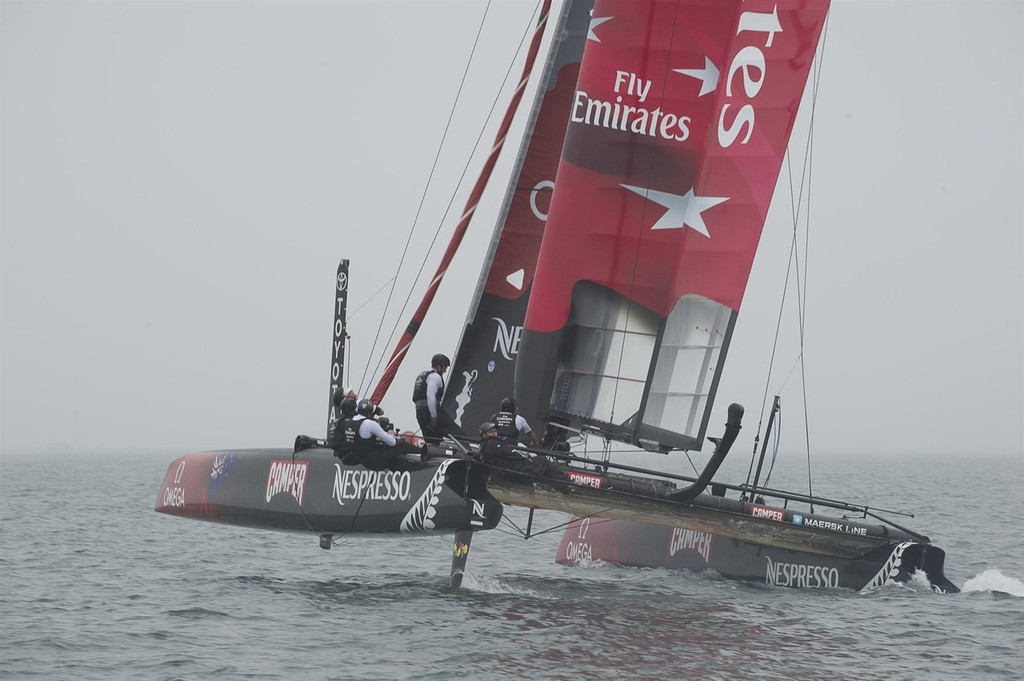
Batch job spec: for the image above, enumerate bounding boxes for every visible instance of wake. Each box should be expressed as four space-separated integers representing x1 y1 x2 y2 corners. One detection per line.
960 569 1024 597
460 572 545 597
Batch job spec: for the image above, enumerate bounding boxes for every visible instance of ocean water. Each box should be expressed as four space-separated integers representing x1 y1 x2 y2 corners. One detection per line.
1 451 1022 680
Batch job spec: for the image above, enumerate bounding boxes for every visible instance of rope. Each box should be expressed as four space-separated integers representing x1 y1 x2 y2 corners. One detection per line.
498 508 622 540
747 11 831 506
363 0 545 395
290 448 373 548
357 0 499 393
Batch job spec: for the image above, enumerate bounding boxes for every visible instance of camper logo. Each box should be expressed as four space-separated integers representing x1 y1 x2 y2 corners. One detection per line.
567 471 603 488
265 460 309 505
669 528 712 563
750 505 784 522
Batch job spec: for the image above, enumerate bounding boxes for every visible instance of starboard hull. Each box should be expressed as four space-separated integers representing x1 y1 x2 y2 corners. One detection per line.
555 516 958 593
481 467 958 593
154 448 503 535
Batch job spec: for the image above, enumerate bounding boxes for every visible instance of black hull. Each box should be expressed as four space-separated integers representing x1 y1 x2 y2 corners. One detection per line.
155 447 958 594
556 517 957 593
155 448 503 535
482 468 958 593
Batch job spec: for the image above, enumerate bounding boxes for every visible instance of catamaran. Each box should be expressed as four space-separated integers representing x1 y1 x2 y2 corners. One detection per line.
156 0 958 593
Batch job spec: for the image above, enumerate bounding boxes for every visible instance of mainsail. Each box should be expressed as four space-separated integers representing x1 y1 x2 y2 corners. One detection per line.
154 0 961 596
441 0 596 434
370 0 556 408
514 0 831 450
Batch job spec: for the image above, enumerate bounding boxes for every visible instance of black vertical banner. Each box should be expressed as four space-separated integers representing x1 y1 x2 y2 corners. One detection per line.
327 259 349 438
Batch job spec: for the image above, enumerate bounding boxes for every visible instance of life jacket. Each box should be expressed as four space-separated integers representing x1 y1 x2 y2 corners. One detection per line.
327 417 344 449
345 417 374 455
412 369 444 409
412 371 430 407
494 410 519 440
479 437 527 467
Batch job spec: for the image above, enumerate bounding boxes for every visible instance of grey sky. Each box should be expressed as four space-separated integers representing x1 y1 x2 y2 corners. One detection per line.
2 0 1021 460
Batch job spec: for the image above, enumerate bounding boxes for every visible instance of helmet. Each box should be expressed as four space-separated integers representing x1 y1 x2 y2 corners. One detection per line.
500 397 517 412
479 421 496 435
378 416 392 431
431 353 451 368
332 389 346 408
357 399 376 417
340 397 357 417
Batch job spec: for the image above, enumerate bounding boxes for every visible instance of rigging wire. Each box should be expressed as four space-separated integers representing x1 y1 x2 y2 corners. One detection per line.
339 276 397 394
289 445 378 548
745 209 798 487
354 0 498 394
361 0 544 396
348 276 398 320
746 12 830 505
799 14 831 511
499 508 620 540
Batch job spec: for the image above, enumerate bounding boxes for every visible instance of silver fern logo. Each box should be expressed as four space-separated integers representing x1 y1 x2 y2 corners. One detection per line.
400 459 455 532
864 541 913 591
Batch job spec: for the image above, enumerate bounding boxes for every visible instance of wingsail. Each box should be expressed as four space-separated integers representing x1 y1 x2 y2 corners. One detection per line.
515 0 831 450
440 1 596 435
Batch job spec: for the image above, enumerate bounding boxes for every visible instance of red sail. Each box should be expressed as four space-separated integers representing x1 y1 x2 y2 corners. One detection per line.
370 0 555 407
516 0 830 449
527 0 830 331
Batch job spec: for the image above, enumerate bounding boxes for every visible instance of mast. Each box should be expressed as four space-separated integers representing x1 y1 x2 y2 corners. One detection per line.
369 0 556 407
440 0 594 435
327 259 349 438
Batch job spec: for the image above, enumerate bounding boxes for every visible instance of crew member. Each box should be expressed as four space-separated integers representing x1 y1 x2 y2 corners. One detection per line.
342 386 384 416
326 394 357 463
327 390 359 453
478 421 564 480
493 397 538 447
413 353 463 443
347 399 418 471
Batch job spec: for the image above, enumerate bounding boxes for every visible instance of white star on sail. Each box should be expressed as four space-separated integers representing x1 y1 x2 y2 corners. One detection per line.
588 16 612 42
673 56 720 97
506 268 525 290
621 185 729 237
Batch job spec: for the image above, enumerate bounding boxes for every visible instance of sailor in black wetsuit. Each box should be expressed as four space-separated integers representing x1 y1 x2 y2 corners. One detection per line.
413 353 463 443
493 397 539 447
328 393 360 463
347 399 420 471
478 421 565 480
331 391 360 454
